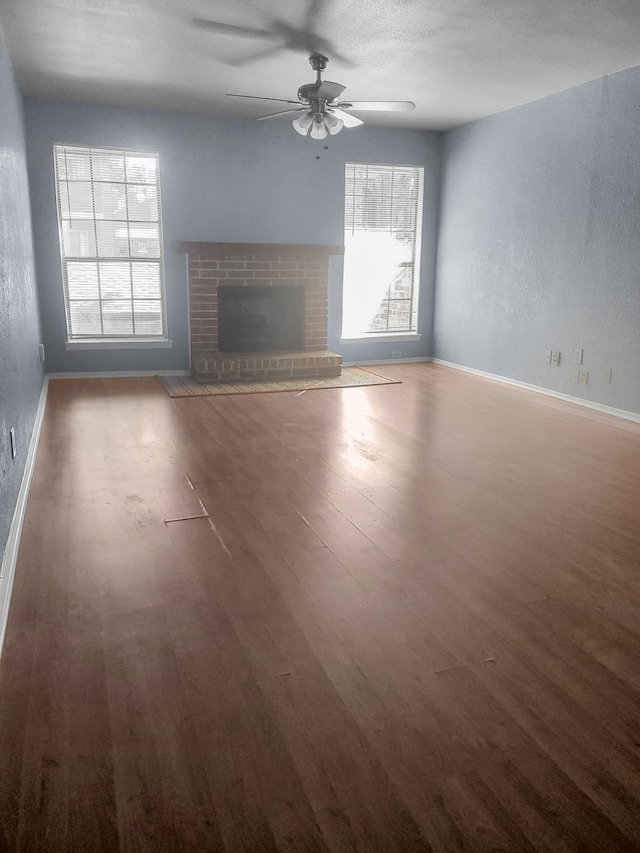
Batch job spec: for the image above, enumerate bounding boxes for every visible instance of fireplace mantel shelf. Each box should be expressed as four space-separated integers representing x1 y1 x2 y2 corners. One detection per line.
177 241 344 259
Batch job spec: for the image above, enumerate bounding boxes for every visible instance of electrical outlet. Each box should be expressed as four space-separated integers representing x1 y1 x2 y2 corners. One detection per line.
38 344 45 363
572 368 580 382
574 348 583 365
602 368 612 384
9 427 17 459
551 351 561 366
391 350 402 358
579 369 589 386
544 350 552 364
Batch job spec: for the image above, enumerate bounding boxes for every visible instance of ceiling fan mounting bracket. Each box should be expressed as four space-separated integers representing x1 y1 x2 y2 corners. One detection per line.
309 53 329 74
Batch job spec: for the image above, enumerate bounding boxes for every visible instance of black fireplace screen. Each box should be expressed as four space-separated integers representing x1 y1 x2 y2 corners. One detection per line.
218 285 305 353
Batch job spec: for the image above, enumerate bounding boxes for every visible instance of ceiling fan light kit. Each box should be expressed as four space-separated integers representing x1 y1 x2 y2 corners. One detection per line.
225 53 416 140
303 110 343 139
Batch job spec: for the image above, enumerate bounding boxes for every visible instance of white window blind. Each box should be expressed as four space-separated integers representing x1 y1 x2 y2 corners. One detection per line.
343 162 424 337
54 145 167 340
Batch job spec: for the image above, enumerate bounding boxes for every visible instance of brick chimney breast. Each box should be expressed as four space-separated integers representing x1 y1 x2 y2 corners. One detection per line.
177 242 344 383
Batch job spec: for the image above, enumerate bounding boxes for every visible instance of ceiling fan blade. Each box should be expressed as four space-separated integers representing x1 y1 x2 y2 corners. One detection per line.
316 81 346 102
336 101 416 112
326 47 355 67
192 18 276 40
227 45 286 67
298 0 355 63
226 94 302 105
256 108 306 121
305 0 325 29
329 108 364 128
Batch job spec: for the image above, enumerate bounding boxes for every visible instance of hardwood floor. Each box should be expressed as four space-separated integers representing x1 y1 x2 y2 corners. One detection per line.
1 362 640 851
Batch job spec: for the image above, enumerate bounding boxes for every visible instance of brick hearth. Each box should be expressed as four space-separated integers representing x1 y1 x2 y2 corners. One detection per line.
194 351 343 383
178 242 344 383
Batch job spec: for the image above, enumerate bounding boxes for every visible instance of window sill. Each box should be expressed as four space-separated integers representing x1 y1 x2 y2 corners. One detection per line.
340 333 422 344
65 339 173 351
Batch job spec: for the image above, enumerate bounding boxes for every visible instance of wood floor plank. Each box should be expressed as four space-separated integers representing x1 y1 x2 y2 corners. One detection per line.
15 497 72 852
67 540 119 852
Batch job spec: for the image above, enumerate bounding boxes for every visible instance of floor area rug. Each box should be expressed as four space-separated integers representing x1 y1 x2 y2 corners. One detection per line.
156 367 400 398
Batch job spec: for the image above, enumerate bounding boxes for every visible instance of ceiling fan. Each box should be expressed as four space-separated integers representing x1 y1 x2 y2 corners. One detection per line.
226 53 416 140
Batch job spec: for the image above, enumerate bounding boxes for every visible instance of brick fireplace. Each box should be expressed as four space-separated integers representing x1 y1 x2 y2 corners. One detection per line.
178 242 344 383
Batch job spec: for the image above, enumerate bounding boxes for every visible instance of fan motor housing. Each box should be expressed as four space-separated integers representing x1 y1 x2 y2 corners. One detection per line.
297 83 322 103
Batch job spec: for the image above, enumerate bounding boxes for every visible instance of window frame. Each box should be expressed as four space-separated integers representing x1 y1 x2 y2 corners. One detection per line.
341 161 424 342
53 143 170 348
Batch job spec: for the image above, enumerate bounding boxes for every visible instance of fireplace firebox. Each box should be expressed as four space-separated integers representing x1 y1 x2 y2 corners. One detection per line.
218 285 304 353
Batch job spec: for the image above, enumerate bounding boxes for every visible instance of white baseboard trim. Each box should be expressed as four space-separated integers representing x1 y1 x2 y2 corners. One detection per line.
46 369 191 378
0 376 49 657
432 359 640 425
344 357 432 366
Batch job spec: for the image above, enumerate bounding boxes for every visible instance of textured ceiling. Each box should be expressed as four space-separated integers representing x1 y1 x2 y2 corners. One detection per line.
3 0 640 130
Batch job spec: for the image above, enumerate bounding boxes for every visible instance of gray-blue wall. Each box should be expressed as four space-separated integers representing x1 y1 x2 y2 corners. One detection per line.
24 64 640 410
0 37 43 563
24 98 441 372
435 66 640 414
